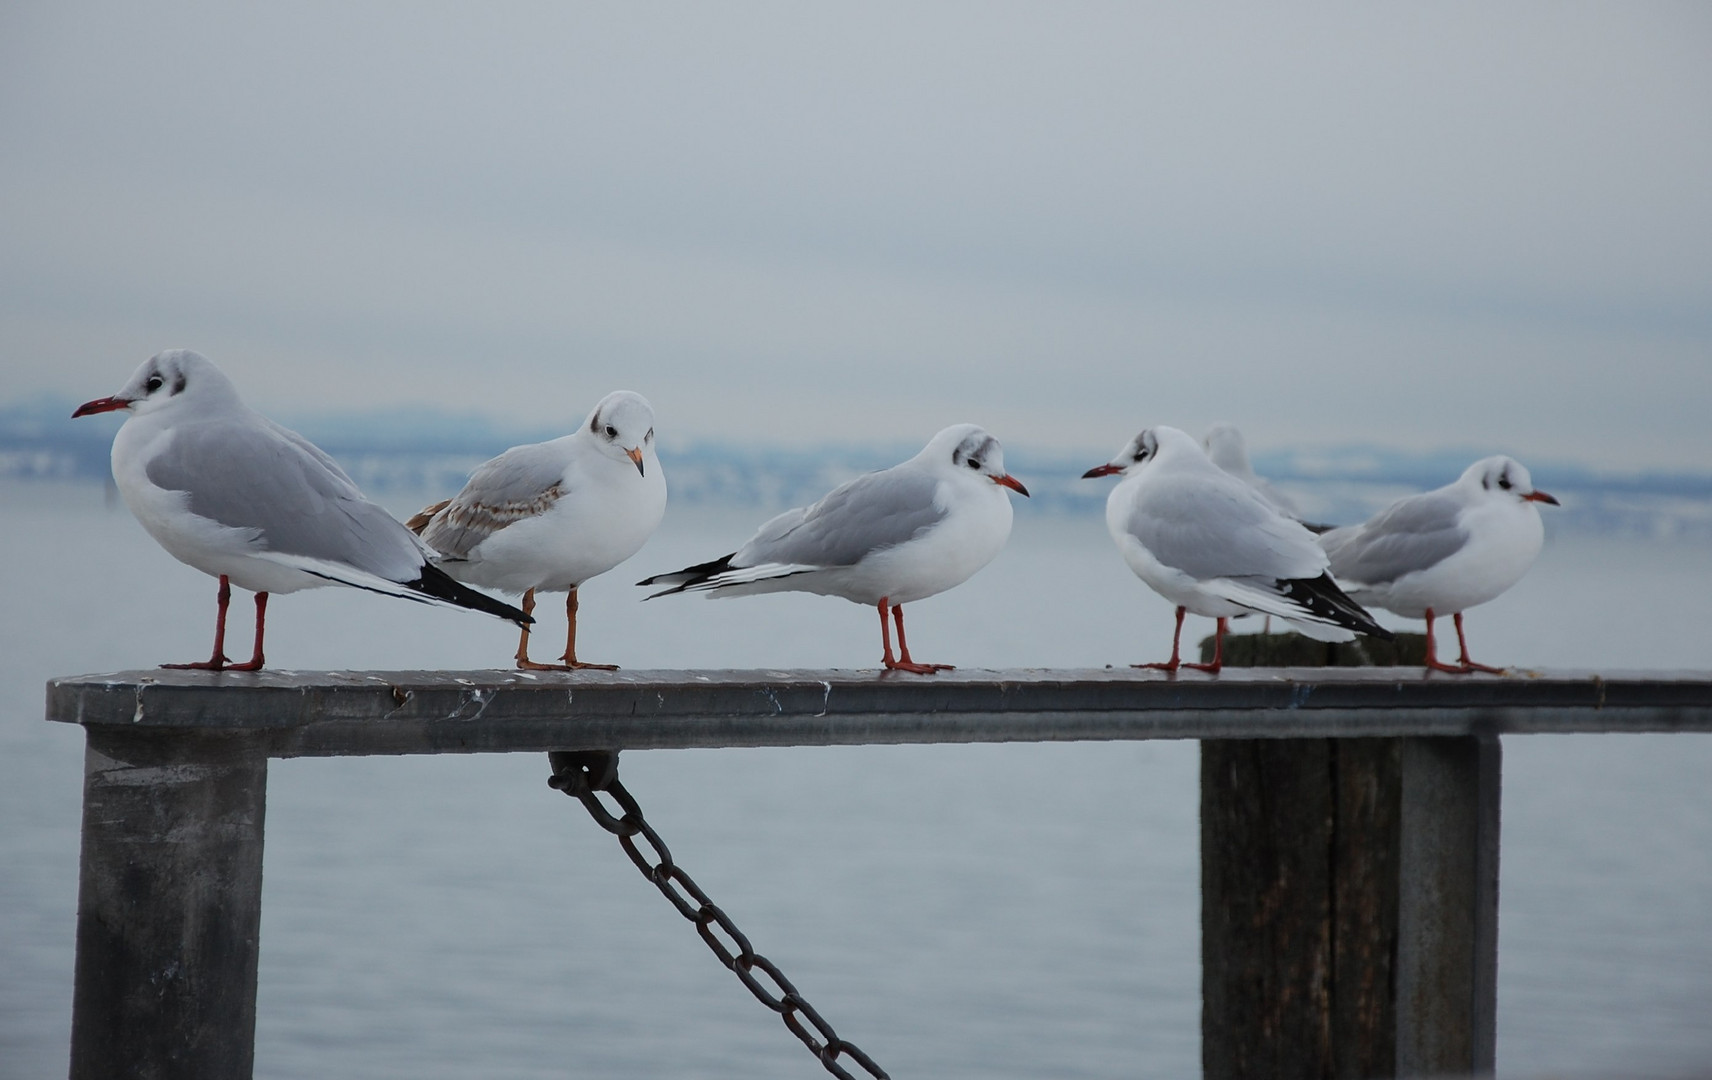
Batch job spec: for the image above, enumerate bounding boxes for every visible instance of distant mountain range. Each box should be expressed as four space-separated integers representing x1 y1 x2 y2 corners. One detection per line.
6 395 1709 542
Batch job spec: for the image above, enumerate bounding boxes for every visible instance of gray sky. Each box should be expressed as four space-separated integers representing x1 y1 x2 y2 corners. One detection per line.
3 2 1709 467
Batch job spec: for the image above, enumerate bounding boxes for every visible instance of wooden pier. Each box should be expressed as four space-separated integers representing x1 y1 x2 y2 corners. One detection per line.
45 666 1712 1078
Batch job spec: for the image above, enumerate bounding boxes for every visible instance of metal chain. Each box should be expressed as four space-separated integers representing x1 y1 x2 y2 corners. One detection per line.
547 750 891 1080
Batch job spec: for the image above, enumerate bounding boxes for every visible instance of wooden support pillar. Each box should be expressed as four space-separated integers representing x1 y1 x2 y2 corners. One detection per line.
1201 634 1500 1079
70 727 268 1080
1201 736 1499 1078
1395 734 1500 1075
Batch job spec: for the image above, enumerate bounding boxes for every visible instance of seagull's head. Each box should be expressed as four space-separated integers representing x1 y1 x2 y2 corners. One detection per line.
585 391 657 476
73 350 240 420
1464 455 1559 507
927 424 1029 496
1202 423 1252 474
1084 426 1204 480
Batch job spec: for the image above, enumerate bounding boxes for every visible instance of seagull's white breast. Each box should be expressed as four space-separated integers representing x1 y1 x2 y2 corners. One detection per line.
452 449 668 595
1357 499 1545 619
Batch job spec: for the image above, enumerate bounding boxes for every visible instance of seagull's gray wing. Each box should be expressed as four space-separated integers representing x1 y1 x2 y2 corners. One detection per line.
1320 491 1469 586
145 417 425 581
736 466 945 568
417 441 569 559
1126 473 1326 582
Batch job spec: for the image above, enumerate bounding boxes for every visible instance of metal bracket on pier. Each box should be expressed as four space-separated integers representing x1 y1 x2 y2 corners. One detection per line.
548 750 890 1080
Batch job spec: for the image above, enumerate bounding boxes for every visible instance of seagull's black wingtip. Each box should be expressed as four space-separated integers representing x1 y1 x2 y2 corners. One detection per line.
1281 573 1391 640
411 563 532 625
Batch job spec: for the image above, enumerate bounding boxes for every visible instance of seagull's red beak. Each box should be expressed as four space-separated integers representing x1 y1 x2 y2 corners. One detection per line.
72 396 130 418
993 473 1029 496
626 447 645 476
1081 463 1122 479
1524 489 1559 506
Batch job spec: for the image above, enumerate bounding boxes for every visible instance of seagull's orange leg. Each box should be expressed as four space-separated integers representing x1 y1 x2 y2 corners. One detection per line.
164 575 235 670
226 592 268 671
891 603 952 673
1452 611 1504 674
558 587 617 670
1423 608 1465 673
1183 616 1227 674
515 588 559 671
1135 606 1187 672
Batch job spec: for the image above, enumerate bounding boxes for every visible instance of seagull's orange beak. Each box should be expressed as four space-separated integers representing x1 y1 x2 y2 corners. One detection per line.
993 473 1029 497
1081 463 1122 479
72 396 129 418
1524 489 1559 506
627 447 645 476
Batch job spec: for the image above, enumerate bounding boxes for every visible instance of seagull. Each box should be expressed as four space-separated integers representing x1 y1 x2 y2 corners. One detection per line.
1317 455 1558 673
406 391 667 670
72 349 530 671
1083 426 1390 673
637 424 1028 674
1202 423 1304 520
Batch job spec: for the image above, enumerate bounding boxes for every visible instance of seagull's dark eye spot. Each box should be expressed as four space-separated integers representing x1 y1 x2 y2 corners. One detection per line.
604 425 618 438
967 458 981 470
144 374 164 393
1498 475 1513 490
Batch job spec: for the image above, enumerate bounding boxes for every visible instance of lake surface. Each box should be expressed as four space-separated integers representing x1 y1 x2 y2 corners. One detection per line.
3 479 1710 1079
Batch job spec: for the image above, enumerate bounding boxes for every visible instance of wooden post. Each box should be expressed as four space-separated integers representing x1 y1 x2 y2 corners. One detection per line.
1200 635 1499 1079
70 727 268 1080
1395 734 1500 1075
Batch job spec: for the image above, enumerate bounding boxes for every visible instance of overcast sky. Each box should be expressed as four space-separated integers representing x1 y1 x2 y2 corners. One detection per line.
2 3 1708 468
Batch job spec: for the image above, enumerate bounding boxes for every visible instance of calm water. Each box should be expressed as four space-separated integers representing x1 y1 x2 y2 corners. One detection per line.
3 479 1711 1079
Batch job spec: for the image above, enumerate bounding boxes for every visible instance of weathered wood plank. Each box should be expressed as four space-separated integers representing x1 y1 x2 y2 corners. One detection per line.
43 668 1712 758
70 728 267 1080
1394 735 1501 1075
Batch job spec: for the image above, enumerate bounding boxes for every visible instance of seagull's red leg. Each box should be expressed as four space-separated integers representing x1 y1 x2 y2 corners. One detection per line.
559 586 618 670
891 604 952 673
1423 607 1464 673
515 588 557 671
1136 606 1186 672
164 575 233 670
1453 611 1504 673
877 598 899 668
1184 616 1227 673
227 592 268 671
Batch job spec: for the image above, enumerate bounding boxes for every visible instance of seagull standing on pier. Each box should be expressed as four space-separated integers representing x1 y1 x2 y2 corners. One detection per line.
1317 456 1558 673
638 424 1028 674
73 349 530 671
1083 426 1390 673
407 391 667 670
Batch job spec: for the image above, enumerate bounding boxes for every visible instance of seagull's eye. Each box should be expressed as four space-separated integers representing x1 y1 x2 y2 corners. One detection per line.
1498 475 1513 490
145 374 164 393
604 425 618 438
967 458 981 470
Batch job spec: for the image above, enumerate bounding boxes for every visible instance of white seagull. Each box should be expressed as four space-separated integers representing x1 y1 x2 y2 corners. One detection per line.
407 391 667 670
1083 426 1390 673
1202 423 1304 520
637 424 1028 674
72 349 529 671
1317 455 1558 673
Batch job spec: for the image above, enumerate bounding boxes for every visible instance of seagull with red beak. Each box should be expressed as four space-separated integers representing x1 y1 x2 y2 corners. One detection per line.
1083 425 1390 673
406 391 667 670
1318 455 1559 673
638 424 1028 674
73 349 529 671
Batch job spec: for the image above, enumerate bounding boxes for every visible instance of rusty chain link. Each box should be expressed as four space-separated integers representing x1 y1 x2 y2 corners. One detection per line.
547 750 891 1080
